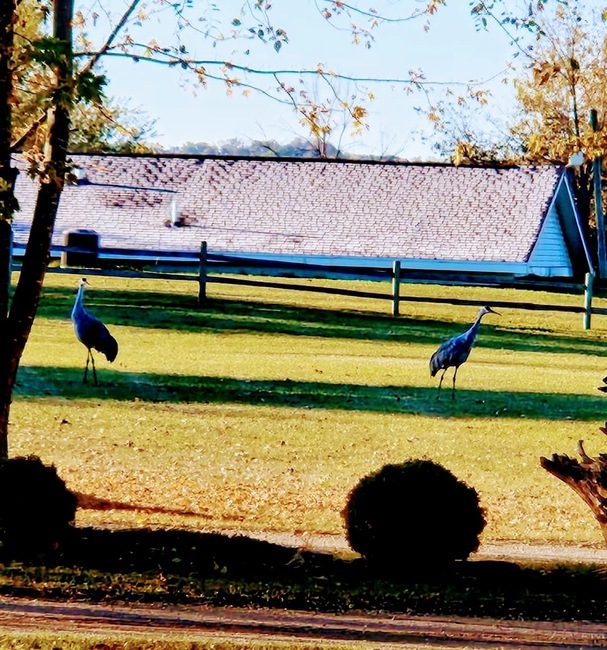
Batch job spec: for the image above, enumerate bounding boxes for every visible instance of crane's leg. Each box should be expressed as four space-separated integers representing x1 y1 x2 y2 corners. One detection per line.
436 369 447 400
83 350 91 384
451 366 459 400
90 352 98 386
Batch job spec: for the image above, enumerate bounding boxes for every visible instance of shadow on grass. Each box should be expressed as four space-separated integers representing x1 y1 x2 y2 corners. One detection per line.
75 491 205 519
15 366 607 421
39 286 606 356
4 524 607 622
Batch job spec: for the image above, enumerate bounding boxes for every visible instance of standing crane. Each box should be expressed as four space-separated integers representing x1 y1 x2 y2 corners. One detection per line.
71 278 118 385
430 306 499 400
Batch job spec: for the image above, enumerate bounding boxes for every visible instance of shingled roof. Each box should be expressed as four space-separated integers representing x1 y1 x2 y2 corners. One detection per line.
11 153 590 277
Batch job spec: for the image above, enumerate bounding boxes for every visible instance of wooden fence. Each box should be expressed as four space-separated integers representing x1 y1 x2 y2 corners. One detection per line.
10 240 602 329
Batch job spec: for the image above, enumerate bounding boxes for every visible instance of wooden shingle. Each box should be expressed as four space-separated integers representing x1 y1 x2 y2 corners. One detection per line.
11 154 592 278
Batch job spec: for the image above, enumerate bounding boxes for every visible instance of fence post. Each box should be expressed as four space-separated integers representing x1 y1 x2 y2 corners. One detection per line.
198 241 207 307
583 271 594 330
391 260 401 317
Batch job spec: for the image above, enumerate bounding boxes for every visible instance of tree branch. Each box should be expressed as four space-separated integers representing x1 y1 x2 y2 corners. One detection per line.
10 0 142 152
315 0 433 24
541 437 607 545
75 48 499 89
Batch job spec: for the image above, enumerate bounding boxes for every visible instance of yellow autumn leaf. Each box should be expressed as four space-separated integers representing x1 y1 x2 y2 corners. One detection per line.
73 11 85 27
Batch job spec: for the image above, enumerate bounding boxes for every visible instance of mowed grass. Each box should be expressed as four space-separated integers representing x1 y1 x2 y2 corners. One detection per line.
0 632 446 650
10 272 607 549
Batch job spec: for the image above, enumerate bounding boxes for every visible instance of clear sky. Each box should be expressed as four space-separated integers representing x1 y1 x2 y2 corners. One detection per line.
83 1 519 159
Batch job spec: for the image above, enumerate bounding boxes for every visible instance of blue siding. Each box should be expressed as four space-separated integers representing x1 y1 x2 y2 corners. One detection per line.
527 206 573 276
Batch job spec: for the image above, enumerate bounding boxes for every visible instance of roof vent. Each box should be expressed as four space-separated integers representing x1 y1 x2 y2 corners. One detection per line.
73 167 90 185
164 197 186 228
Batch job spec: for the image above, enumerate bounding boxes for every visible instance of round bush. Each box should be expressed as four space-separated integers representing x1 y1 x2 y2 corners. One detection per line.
343 459 486 569
0 455 78 559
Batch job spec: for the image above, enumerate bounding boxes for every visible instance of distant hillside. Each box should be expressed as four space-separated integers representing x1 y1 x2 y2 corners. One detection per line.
160 137 402 161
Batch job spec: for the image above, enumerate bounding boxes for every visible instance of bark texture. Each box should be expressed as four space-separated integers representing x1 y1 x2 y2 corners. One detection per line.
541 382 607 547
0 0 73 457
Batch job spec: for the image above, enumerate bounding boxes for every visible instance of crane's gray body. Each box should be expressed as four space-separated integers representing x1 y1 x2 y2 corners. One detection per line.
430 306 498 399
71 278 118 384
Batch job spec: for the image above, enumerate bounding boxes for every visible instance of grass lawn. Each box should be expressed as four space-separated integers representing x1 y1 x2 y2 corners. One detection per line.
9 271 607 549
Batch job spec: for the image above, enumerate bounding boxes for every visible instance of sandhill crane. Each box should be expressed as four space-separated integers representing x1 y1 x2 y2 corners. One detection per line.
430 306 499 400
71 278 118 385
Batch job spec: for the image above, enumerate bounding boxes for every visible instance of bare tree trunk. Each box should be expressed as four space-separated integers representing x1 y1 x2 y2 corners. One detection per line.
0 0 17 310
541 438 607 546
0 0 18 459
0 0 73 457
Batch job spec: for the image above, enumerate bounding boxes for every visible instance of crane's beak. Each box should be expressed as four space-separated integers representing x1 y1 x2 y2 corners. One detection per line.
487 306 500 316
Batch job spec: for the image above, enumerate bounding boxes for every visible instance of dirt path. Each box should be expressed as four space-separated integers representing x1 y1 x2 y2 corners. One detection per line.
2 596 607 648
247 529 607 565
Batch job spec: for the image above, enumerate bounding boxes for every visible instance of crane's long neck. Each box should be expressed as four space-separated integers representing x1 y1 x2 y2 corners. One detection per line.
463 311 486 344
72 284 86 320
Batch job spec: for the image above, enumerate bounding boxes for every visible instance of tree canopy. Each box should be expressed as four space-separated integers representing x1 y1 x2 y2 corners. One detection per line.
434 0 607 166
12 0 155 152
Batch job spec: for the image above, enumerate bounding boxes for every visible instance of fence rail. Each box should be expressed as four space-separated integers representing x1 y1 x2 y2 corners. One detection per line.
10 240 599 329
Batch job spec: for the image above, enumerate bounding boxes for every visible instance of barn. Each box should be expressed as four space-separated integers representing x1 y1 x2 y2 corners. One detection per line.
11 153 594 282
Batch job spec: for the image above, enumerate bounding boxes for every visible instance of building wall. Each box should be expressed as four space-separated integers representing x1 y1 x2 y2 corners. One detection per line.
527 204 573 276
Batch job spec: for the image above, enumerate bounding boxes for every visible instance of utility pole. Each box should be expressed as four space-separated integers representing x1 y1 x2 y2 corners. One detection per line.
590 110 606 279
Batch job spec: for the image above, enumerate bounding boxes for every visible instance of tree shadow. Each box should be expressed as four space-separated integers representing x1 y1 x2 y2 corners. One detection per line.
39 285 605 356
62 526 338 579
15 366 607 421
18 523 607 623
74 492 205 519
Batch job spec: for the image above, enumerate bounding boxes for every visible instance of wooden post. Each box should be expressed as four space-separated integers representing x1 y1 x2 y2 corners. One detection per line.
583 271 594 330
590 110 606 279
198 241 207 307
391 261 401 317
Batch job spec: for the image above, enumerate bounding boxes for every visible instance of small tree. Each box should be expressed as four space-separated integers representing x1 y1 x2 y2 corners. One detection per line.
0 455 77 559
0 0 75 460
343 459 486 570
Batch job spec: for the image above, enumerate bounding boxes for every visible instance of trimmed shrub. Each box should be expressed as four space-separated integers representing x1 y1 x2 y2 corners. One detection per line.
343 459 486 570
0 455 78 560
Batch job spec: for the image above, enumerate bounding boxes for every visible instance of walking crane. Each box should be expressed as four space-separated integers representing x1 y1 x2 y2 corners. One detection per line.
71 278 118 385
430 306 499 399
